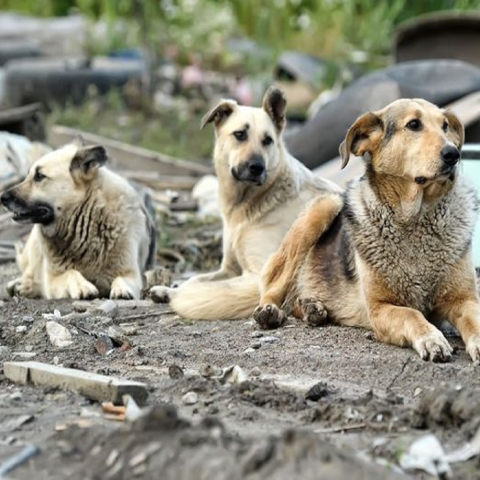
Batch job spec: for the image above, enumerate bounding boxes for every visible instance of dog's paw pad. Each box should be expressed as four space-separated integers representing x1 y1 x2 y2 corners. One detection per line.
253 304 286 330
414 330 453 362
150 286 171 304
299 298 328 327
466 335 480 363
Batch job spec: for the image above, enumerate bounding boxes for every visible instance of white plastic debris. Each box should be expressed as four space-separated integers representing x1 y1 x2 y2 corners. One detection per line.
219 365 249 385
123 394 142 422
400 434 451 478
182 391 199 405
45 321 73 348
446 427 480 463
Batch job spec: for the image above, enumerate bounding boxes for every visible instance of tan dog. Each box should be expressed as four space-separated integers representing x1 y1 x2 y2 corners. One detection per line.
255 98 480 362
150 87 340 320
1 139 156 300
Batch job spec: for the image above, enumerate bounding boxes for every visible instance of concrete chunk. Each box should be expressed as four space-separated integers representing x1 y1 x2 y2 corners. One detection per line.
3 361 148 405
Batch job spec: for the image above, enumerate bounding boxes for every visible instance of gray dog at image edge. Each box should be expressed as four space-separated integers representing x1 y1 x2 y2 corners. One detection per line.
1 138 156 300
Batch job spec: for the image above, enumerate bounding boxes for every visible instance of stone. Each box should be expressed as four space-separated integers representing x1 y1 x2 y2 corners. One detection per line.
15 325 27 333
182 391 198 405
46 321 73 348
95 335 114 355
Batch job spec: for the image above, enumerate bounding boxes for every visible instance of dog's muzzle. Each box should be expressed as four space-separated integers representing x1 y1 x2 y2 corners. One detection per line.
440 145 460 174
231 155 267 186
1 190 54 225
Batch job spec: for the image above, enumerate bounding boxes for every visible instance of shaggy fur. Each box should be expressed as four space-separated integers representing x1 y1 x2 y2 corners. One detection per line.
150 86 340 320
256 98 480 362
1 139 155 300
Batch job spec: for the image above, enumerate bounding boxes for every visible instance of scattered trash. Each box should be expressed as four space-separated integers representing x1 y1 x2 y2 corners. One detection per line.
15 325 27 333
0 444 39 478
400 434 451 478
45 321 73 348
168 364 184 380
446 427 480 463
95 335 115 356
124 394 142 422
182 391 199 405
218 365 249 385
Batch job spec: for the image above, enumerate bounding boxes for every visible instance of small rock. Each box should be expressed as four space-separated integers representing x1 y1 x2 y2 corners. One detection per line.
250 342 261 350
200 364 221 378
53 356 60 365
182 391 198 405
168 365 184 380
46 321 73 348
0 300 4 308
9 391 22 401
259 335 280 344
0 345 11 360
97 299 118 317
243 347 256 355
251 331 264 338
305 382 330 401
119 341 132 352
22 315 34 323
250 367 261 377
414 387 423 397
15 325 27 333
95 335 114 355
364 331 375 341
107 326 127 345
25 345 33 352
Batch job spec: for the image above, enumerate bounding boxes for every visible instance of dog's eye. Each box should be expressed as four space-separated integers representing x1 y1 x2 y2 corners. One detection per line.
233 130 247 142
442 120 449 132
33 170 46 182
406 119 422 131
262 135 273 147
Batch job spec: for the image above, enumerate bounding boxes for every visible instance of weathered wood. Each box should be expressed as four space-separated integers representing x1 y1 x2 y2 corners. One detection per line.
123 171 198 190
3 361 149 405
49 125 213 177
446 90 480 127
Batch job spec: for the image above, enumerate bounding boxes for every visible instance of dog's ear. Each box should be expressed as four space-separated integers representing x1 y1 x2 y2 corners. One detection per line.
70 145 108 182
262 86 287 132
72 133 87 147
443 110 464 149
339 112 384 169
201 100 237 130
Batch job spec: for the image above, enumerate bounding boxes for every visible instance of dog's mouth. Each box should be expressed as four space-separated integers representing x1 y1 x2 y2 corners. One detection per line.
4 198 54 225
414 166 457 185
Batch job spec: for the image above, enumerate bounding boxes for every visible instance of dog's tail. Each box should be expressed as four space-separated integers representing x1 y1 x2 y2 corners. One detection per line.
171 273 259 320
260 193 344 307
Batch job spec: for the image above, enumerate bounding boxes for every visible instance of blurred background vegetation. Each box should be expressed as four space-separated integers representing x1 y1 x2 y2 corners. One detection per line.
1 0 480 159
2 0 480 66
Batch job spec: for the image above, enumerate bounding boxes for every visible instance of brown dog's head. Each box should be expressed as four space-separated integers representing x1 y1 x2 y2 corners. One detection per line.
201 86 287 186
1 137 108 225
340 99 464 186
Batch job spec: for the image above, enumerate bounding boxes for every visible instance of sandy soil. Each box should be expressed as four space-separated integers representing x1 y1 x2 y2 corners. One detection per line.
1 261 480 479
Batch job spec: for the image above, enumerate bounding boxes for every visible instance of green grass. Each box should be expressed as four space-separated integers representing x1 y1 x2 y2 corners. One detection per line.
48 91 214 162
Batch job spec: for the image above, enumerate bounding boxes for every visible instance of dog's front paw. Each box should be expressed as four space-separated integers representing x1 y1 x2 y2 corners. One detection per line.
150 286 172 304
466 335 480 363
110 277 136 300
413 330 453 362
298 298 328 327
68 279 99 300
253 304 287 330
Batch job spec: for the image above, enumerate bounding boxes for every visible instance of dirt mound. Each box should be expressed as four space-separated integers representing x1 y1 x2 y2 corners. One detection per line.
13 403 405 480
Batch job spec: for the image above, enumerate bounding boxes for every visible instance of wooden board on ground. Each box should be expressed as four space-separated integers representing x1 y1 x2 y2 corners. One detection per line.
49 125 213 177
3 361 149 405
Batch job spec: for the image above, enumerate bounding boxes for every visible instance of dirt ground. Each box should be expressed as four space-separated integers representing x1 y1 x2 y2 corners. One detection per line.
1 261 480 479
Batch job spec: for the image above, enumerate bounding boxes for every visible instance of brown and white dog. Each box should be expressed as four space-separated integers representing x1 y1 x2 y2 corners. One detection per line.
255 98 480 362
150 87 340 320
1 138 156 300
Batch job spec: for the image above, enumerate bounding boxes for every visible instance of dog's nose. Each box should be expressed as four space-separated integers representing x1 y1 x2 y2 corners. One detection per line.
248 158 265 177
441 145 460 167
1 190 12 206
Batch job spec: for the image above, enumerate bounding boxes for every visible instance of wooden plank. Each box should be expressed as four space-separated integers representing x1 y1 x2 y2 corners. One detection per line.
123 171 198 191
49 125 213 177
3 361 149 405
